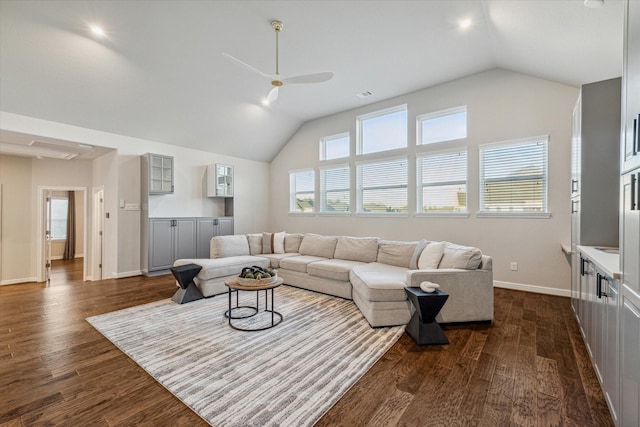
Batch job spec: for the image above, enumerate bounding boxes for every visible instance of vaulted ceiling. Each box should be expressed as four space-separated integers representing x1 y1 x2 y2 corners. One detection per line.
0 0 624 162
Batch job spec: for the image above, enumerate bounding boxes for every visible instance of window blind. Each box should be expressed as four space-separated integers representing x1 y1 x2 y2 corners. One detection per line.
320 166 350 212
357 158 407 213
417 150 467 213
480 136 548 212
290 170 315 213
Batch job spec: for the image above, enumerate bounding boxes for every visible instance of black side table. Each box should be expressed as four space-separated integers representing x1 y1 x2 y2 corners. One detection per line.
170 263 203 304
404 287 449 345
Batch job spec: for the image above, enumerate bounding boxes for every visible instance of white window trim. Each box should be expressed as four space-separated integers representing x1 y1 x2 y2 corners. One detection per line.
50 196 69 241
478 134 550 218
356 155 408 215
416 147 468 215
319 132 350 161
319 163 351 214
289 168 316 214
416 105 467 146
356 104 408 155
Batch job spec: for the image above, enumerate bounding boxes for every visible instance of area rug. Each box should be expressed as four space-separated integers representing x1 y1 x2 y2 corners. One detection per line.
87 286 405 426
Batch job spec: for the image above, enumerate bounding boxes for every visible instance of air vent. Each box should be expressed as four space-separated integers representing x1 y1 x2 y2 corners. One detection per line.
356 91 374 99
29 140 91 154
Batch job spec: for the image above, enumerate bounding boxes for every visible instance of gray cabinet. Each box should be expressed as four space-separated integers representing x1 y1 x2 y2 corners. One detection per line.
146 218 196 273
623 0 640 173
143 153 174 194
621 295 640 427
196 217 234 258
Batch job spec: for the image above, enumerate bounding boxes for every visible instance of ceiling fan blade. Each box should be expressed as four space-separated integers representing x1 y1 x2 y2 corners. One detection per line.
267 86 279 103
221 52 271 79
283 72 334 85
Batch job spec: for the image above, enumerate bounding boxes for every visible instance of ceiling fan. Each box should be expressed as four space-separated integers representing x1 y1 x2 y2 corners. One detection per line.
223 20 333 104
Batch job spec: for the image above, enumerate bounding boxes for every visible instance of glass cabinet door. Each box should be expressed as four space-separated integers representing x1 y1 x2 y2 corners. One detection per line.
216 164 233 197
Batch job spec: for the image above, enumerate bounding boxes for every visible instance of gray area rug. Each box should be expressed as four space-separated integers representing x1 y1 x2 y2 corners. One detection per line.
87 285 405 426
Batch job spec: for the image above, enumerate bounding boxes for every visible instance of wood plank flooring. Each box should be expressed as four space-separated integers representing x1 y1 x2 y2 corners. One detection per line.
0 267 613 426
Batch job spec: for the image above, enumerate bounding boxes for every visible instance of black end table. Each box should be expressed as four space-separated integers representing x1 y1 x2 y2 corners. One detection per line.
170 263 203 304
404 287 449 345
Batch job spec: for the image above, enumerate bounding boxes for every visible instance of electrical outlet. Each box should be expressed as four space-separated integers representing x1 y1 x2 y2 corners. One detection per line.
510 262 518 271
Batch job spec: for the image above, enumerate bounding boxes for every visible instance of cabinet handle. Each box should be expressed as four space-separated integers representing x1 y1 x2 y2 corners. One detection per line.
571 199 578 214
580 257 587 276
596 273 602 299
634 117 638 156
571 179 578 193
632 174 637 211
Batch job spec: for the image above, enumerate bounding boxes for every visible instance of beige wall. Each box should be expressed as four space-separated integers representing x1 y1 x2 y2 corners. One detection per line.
270 69 579 294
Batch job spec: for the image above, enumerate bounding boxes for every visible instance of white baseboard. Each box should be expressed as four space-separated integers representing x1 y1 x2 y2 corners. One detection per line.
1 277 38 286
112 270 142 279
494 280 570 297
51 254 85 261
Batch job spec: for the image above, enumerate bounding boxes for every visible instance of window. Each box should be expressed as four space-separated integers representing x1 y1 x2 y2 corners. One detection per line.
479 136 548 214
417 106 467 145
417 149 467 213
357 105 407 155
320 133 350 160
357 158 407 213
320 165 350 213
50 197 68 240
289 170 315 213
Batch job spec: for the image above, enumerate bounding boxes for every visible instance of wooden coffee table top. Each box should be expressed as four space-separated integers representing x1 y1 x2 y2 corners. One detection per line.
225 276 284 291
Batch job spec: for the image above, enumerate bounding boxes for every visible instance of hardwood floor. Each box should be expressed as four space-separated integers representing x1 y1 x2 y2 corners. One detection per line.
0 272 613 426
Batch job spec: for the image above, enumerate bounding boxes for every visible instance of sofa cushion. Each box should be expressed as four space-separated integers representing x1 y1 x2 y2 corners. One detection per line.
376 240 418 268
409 239 430 269
418 241 445 269
307 259 367 282
174 256 269 280
279 255 328 273
298 234 338 258
247 233 263 255
262 231 286 254
439 242 483 270
334 236 379 263
285 233 304 253
259 253 300 269
210 235 250 258
350 262 409 302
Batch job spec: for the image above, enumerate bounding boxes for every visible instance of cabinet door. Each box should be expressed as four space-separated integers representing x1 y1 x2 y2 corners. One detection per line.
623 0 640 172
196 218 216 258
622 172 640 295
592 271 606 384
175 218 196 260
149 154 174 194
579 257 594 345
621 296 640 427
217 217 234 236
603 279 619 423
571 251 581 315
149 218 174 271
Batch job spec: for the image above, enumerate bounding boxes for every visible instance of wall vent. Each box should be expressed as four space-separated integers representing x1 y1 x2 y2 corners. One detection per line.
356 91 374 99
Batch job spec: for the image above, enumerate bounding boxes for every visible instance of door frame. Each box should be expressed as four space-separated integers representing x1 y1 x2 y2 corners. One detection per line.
91 186 105 281
36 186 88 282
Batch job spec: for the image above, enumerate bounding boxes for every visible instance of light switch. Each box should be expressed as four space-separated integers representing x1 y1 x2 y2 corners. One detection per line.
119 199 125 208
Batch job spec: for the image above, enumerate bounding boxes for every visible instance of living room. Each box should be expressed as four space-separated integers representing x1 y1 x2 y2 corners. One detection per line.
1 0 638 426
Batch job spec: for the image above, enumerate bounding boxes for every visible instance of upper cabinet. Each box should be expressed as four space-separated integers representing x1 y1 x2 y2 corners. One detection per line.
207 164 233 197
623 0 640 173
144 153 174 194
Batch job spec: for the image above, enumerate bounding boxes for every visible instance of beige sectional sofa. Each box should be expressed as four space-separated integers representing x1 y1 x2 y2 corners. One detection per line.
174 232 493 327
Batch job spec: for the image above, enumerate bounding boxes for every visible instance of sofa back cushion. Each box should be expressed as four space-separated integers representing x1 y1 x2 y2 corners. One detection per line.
438 242 483 269
247 233 263 255
284 233 304 253
262 231 286 254
377 240 418 268
418 241 445 269
210 235 250 258
298 234 338 258
334 236 379 263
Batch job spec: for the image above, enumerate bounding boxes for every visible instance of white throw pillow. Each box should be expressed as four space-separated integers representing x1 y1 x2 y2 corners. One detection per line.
247 233 263 255
262 231 286 254
418 241 445 269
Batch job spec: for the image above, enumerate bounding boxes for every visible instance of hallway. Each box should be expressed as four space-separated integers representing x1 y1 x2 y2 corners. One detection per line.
49 258 84 286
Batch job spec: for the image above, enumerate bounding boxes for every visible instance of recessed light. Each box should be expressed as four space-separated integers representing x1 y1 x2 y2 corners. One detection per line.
584 0 604 8
459 18 472 30
262 98 270 107
89 24 106 38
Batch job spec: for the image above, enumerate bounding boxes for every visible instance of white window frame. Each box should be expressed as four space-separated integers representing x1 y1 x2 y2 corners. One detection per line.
356 104 408 155
319 132 350 161
319 164 351 215
356 156 408 215
417 106 467 146
478 135 550 218
289 169 315 215
416 148 468 216
50 196 69 241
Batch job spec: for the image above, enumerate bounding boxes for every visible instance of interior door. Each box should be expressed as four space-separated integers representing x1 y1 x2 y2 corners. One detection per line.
94 188 104 280
44 190 52 282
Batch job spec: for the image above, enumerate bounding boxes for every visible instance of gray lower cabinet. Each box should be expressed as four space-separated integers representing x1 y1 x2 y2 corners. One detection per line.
148 218 196 272
621 295 640 427
195 217 234 258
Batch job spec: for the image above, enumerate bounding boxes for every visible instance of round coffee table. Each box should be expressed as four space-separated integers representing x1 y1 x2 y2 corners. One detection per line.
224 277 284 331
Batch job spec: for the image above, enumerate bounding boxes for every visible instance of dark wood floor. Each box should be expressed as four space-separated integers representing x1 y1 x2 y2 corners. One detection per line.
0 263 613 426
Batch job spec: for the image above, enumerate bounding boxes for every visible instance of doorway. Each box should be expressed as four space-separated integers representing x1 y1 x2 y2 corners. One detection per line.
37 186 88 283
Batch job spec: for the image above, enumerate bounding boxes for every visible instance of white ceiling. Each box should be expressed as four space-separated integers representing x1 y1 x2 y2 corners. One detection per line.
0 0 624 163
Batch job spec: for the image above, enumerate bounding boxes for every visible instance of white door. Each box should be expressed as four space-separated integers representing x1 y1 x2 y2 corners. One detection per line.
93 188 104 280
44 190 52 282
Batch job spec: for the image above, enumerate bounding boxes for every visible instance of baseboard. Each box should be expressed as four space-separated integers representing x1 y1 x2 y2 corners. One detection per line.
493 280 570 297
51 255 85 261
112 270 142 279
1 277 38 286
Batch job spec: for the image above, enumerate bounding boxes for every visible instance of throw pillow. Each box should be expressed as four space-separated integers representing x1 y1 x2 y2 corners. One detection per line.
438 242 483 269
284 233 303 253
262 232 286 254
418 241 445 269
247 233 263 255
376 240 418 268
409 239 430 269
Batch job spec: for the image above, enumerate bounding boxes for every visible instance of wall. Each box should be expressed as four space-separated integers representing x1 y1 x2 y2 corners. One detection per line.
0 111 271 281
270 69 579 295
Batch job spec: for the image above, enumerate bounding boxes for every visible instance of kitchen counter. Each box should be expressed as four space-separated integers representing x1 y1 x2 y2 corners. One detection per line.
577 245 621 279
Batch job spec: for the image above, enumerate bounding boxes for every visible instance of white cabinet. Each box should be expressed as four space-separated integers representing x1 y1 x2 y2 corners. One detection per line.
207 164 233 197
144 153 174 194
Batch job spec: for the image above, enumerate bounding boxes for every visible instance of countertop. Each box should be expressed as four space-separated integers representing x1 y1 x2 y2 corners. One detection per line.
577 245 621 279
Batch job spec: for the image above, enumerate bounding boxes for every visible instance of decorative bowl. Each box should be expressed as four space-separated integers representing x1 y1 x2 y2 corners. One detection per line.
236 272 278 286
